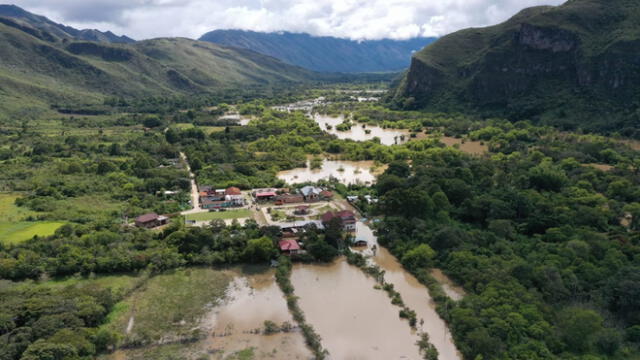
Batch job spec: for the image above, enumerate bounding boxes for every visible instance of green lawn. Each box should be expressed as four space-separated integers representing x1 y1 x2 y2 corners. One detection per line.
0 221 66 245
185 209 252 222
0 193 67 244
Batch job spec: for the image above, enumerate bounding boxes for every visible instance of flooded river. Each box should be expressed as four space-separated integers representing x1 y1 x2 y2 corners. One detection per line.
205 267 311 359
354 222 463 360
313 114 411 146
288 221 463 360
277 159 382 185
291 260 422 359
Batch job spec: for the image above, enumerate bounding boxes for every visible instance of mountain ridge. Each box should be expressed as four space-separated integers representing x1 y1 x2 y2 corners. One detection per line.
0 11 324 117
392 0 640 134
0 4 134 43
200 29 436 73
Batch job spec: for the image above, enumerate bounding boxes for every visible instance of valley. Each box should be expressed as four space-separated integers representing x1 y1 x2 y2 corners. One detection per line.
1 1 640 359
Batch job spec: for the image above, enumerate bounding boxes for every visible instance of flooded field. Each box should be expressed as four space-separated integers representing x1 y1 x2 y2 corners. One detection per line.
277 159 382 185
440 136 488 155
354 222 462 360
313 114 411 146
291 259 422 359
204 267 311 359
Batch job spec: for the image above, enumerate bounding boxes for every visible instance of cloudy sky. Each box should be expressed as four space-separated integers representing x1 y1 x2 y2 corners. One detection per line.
11 0 565 40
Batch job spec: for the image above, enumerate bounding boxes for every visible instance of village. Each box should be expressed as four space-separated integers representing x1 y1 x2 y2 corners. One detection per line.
133 181 372 255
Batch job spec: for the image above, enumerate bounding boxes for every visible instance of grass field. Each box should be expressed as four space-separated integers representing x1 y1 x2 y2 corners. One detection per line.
0 193 35 221
0 221 65 245
185 209 252 222
0 193 66 244
103 268 231 348
173 123 226 134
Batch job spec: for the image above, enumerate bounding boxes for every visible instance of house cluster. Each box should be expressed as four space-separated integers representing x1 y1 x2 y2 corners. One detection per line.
253 186 334 205
199 186 245 210
135 213 169 228
276 209 358 255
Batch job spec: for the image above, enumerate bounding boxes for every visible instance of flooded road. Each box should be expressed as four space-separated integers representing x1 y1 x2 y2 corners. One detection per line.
205 267 311 359
313 114 411 146
277 159 382 185
291 259 422 359
354 222 463 360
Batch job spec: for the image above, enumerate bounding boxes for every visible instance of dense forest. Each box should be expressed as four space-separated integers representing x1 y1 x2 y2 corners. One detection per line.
375 122 640 359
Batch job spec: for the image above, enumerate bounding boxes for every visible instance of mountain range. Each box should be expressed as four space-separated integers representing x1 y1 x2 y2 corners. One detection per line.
393 0 640 132
0 4 134 43
200 30 436 73
0 5 326 117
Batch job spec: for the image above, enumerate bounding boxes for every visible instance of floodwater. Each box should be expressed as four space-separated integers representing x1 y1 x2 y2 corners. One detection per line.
429 269 466 301
440 136 488 155
291 260 423 360
277 159 382 185
204 268 311 359
313 114 411 146
354 222 463 360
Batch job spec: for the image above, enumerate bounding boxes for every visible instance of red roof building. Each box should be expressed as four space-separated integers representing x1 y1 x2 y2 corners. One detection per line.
279 239 301 254
321 210 357 231
225 187 242 196
134 213 168 228
320 190 334 199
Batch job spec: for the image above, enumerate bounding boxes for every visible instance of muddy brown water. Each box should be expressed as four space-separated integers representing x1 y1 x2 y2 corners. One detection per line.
277 159 383 185
353 222 463 360
291 259 422 359
429 269 466 302
313 114 411 146
204 268 311 359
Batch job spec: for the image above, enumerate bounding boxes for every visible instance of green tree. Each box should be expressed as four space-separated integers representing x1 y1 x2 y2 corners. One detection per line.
401 244 436 269
242 237 277 263
558 307 603 353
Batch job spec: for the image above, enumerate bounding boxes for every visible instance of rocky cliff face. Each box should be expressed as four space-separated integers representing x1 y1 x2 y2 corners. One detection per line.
394 0 640 131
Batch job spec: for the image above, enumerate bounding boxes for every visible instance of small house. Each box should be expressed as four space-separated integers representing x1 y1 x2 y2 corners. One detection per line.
135 213 168 228
275 193 304 205
321 210 357 232
255 191 277 202
320 190 334 200
279 239 301 255
225 187 244 206
300 186 322 202
352 238 368 247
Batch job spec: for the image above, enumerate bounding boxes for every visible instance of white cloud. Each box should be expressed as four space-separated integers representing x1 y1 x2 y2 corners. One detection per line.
10 0 567 40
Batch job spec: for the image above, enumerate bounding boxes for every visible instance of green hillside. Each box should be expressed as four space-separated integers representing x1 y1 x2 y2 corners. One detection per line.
0 19 317 118
393 0 640 136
